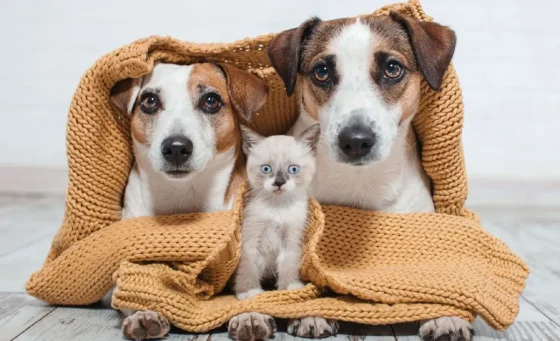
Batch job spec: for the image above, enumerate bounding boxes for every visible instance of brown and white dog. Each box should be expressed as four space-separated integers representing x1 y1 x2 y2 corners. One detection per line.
110 62 268 340
227 12 471 341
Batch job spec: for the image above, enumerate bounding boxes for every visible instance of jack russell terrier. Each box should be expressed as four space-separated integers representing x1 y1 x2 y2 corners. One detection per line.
227 11 469 341
110 62 268 340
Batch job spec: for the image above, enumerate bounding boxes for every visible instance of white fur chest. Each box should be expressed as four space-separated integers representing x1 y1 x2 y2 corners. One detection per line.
245 198 308 230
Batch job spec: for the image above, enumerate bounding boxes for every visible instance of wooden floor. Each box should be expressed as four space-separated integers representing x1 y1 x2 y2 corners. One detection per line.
0 194 558 341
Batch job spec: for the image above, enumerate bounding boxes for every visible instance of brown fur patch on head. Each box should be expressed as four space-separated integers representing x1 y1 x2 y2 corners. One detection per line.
110 78 141 114
187 63 237 154
130 108 155 145
389 11 456 91
110 77 155 145
398 72 422 124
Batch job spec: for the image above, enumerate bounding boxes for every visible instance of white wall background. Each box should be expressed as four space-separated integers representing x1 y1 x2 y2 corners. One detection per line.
1 0 559 182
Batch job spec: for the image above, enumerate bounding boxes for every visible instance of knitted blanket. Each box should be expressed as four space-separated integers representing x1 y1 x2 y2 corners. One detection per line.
26 0 529 332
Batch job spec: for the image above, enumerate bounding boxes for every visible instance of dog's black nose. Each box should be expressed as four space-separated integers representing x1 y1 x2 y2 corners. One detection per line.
338 125 376 158
161 136 193 165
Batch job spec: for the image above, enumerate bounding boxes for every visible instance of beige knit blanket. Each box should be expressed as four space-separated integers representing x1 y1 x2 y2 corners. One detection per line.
26 0 529 332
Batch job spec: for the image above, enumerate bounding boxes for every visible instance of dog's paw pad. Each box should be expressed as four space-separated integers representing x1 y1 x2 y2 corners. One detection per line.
122 311 170 340
419 316 473 341
287 317 339 338
228 312 276 341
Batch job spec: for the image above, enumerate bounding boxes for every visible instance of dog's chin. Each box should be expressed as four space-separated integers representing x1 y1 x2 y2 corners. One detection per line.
157 165 198 180
163 170 193 180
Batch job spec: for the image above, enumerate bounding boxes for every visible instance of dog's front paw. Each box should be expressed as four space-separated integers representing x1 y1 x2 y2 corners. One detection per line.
419 316 473 341
287 317 339 338
228 312 277 341
122 310 170 340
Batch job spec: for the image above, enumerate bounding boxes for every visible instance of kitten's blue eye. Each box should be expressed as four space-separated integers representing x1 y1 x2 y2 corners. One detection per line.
261 165 272 174
288 165 299 174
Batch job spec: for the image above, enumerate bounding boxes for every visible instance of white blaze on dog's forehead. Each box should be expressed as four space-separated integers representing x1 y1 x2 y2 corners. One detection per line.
142 63 193 111
327 19 378 93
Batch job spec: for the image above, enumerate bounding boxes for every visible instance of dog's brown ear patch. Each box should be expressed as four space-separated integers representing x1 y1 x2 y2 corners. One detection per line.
390 11 456 91
217 64 268 121
267 17 321 96
110 78 142 114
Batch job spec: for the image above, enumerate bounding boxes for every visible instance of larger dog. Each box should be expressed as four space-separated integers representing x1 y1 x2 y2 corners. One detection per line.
110 62 268 340
228 12 471 341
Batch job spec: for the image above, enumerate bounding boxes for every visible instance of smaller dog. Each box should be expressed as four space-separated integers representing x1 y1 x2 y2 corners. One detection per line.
229 124 327 340
110 62 268 340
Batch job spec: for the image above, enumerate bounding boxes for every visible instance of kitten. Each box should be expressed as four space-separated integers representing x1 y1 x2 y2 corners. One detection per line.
233 124 321 300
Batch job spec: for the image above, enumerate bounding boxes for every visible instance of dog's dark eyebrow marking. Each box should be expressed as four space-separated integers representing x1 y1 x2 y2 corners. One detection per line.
196 84 206 93
140 87 160 95
196 84 220 96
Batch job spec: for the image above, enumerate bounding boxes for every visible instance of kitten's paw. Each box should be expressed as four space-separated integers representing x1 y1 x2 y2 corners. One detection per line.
287 317 339 338
228 312 277 341
286 282 305 290
236 288 265 300
122 310 170 340
419 316 473 341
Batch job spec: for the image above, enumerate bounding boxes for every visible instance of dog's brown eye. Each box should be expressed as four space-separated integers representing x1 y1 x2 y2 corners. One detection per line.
201 93 222 114
313 64 330 82
384 62 403 79
140 93 160 114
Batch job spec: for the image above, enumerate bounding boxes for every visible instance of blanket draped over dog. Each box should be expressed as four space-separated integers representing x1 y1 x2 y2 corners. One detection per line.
26 0 529 332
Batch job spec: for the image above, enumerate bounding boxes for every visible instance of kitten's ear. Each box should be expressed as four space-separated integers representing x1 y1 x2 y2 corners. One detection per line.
297 123 321 153
241 125 264 155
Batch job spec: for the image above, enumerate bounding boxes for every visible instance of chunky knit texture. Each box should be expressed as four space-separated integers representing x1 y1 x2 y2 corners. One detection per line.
26 0 529 332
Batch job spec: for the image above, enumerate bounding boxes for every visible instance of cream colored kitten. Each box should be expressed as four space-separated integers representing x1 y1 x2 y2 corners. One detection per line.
234 124 321 300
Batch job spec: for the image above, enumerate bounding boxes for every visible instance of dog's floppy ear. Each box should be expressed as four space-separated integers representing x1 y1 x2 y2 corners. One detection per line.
296 123 321 153
240 125 264 156
267 17 321 96
217 63 268 122
390 11 456 91
110 77 143 114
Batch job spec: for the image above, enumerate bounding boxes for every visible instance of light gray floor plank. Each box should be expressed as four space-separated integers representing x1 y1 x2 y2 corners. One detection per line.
167 332 210 340
340 323 395 341
0 239 53 292
12 304 210 341
472 297 560 341
12 305 123 341
390 322 419 341
0 292 55 341
0 194 63 292
0 194 63 258
477 208 560 326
